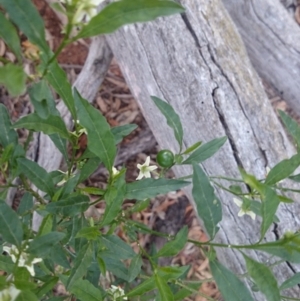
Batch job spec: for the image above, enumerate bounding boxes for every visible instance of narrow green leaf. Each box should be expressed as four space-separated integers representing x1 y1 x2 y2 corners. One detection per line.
174 283 200 301
111 124 138 144
67 243 93 289
101 235 136 260
279 110 300 149
155 226 188 258
35 276 59 298
13 113 70 140
0 11 22 61
0 64 26 96
265 153 300 185
101 178 126 226
192 164 222 238
0 201 23 247
77 157 102 183
244 254 280 301
49 244 70 269
0 255 14 273
289 173 300 182
76 226 99 241
100 255 128 280
279 272 300 291
74 89 116 172
37 214 53 236
0 104 18 147
17 193 33 215
128 254 142 282
125 178 190 200
15 291 38 301
182 137 227 164
28 80 59 119
0 0 49 55
260 188 280 240
49 133 69 162
46 195 90 217
126 277 156 298
45 61 76 119
77 0 185 38
69 279 103 301
27 232 65 258
155 273 174 301
159 266 190 280
210 260 254 301
152 96 183 150
17 158 55 197
182 141 202 155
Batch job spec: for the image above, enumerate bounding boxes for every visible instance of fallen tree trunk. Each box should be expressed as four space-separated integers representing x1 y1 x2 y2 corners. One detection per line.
222 0 300 117
105 0 300 298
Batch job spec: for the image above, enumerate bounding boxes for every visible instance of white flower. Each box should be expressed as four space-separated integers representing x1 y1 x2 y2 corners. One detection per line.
0 284 20 301
112 167 120 177
136 156 157 180
107 285 128 301
60 0 105 24
233 198 256 220
3 244 42 276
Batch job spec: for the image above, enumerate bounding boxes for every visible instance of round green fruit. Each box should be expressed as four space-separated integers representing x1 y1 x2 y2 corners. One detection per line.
156 150 175 168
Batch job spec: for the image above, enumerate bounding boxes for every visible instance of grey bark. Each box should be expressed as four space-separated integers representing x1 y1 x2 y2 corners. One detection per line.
222 0 300 116
105 0 300 298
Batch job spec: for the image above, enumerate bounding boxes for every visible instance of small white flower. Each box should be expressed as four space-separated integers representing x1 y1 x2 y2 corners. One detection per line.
3 244 42 276
233 198 256 220
112 167 120 177
136 156 157 180
0 284 20 301
107 285 128 301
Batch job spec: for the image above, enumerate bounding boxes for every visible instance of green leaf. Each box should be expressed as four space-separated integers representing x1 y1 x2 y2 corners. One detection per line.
210 260 254 301
0 201 23 247
279 272 300 291
27 232 65 258
128 254 142 282
265 153 300 185
17 192 33 215
76 226 99 241
244 254 280 301
260 187 280 240
155 272 174 301
77 157 102 183
101 176 126 226
46 195 90 217
49 133 69 162
35 276 59 298
100 235 136 260
45 61 76 119
289 173 300 182
100 255 128 280
13 113 70 140
155 226 188 258
111 124 138 144
74 89 116 172
37 214 53 236
15 291 38 301
0 255 14 273
0 0 49 55
192 164 222 238
0 11 22 61
17 158 55 197
125 178 190 200
126 277 156 298
0 64 26 96
77 0 185 38
279 110 300 149
67 243 93 289
152 96 183 151
182 141 202 155
0 104 18 147
182 137 227 164
174 283 200 301
69 279 103 301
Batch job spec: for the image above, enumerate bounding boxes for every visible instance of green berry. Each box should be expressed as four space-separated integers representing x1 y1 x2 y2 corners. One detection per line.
156 150 175 168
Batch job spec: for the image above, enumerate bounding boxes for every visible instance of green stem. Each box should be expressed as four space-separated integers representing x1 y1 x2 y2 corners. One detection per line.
24 131 34 152
20 175 46 205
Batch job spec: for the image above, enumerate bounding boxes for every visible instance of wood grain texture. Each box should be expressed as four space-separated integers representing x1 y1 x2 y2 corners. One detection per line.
106 0 300 298
223 0 300 116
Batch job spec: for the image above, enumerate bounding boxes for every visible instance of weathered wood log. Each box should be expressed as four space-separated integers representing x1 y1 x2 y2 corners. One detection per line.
105 0 300 298
222 0 300 117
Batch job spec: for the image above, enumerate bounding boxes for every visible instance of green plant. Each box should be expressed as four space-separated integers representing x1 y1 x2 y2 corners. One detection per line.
0 1 300 301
